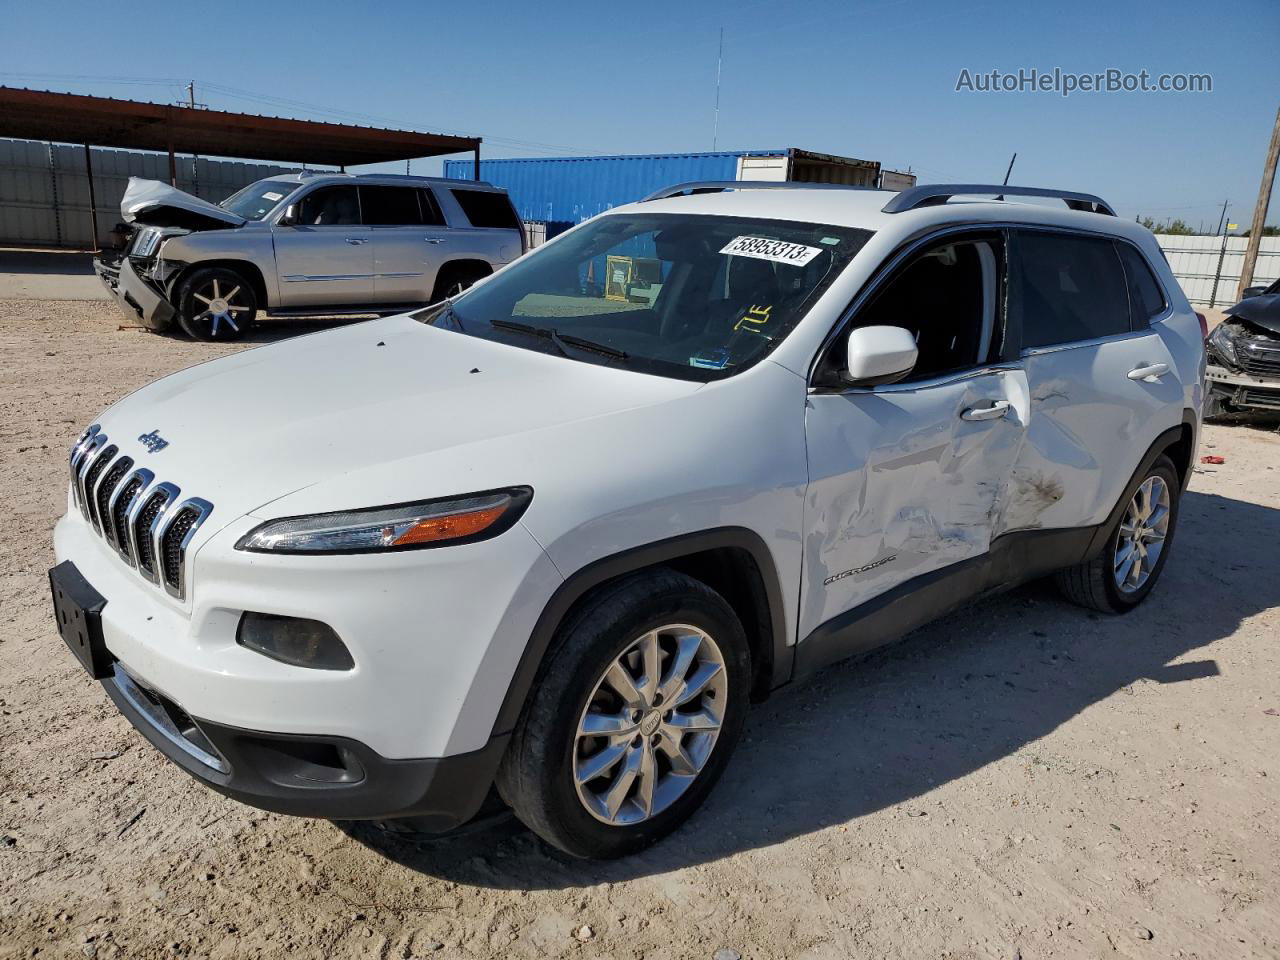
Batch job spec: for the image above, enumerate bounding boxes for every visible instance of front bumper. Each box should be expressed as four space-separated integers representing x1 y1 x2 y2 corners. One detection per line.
1205 363 1280 411
102 661 506 826
94 255 175 331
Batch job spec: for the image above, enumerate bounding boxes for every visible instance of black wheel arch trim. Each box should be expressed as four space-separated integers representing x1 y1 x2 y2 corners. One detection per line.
490 526 792 740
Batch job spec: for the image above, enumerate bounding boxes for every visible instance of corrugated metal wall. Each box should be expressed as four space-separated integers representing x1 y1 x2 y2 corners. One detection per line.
0 138 297 249
1154 233 1280 307
444 150 790 234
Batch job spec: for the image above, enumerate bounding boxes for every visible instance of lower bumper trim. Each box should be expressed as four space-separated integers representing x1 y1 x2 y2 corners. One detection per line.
101 664 508 830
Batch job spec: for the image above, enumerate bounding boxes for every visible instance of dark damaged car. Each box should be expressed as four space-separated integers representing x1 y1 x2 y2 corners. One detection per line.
1205 276 1280 417
94 173 524 341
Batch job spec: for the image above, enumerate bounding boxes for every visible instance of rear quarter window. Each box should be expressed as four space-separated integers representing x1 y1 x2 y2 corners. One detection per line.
1115 242 1168 328
451 189 521 230
1012 232 1131 349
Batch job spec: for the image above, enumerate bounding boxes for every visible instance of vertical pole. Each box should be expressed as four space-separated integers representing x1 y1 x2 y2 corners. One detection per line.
1209 199 1231 308
83 144 100 253
473 145 481 181
712 27 723 151
168 142 177 186
47 142 63 247
1237 105 1280 300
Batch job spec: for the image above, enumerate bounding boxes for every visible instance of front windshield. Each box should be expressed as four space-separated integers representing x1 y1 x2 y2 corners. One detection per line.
418 213 872 381
219 179 298 221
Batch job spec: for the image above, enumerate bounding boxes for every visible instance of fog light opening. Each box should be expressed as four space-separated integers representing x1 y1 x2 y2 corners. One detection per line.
236 613 354 671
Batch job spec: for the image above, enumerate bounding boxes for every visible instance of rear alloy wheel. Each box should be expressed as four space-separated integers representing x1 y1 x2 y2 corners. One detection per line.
177 267 257 341
429 265 489 303
1056 454 1181 613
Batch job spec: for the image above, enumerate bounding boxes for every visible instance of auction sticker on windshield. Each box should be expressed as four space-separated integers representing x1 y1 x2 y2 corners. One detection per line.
720 235 823 267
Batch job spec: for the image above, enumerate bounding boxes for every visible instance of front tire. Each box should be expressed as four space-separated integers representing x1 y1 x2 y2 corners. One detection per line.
496 569 750 859
1055 454 1181 613
175 267 258 341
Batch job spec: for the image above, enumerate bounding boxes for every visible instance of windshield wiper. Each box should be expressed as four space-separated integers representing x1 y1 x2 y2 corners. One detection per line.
490 319 628 360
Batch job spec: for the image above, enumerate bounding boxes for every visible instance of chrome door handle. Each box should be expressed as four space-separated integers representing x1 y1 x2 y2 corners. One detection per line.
1127 362 1169 382
961 399 1011 421
424 237 448 244
345 237 368 245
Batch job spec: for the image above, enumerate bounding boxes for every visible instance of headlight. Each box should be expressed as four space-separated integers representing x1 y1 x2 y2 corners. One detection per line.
234 487 532 554
1208 323 1239 366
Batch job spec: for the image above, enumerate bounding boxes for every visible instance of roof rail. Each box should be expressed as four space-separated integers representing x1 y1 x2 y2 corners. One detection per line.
882 183 1115 216
642 180 876 202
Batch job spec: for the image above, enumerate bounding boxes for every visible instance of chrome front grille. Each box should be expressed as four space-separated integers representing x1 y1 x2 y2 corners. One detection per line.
67 425 213 600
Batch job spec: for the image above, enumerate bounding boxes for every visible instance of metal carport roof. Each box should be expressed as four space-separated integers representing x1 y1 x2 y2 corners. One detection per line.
0 87 481 169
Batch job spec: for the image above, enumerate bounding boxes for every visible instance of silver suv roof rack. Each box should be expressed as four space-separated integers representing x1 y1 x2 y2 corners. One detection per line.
642 180 875 202
882 183 1115 216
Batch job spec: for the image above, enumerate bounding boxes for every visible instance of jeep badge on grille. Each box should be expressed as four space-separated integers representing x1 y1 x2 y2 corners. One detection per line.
137 430 169 453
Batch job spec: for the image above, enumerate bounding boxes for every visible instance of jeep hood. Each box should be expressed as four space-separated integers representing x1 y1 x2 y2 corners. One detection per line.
96 314 701 524
120 177 245 230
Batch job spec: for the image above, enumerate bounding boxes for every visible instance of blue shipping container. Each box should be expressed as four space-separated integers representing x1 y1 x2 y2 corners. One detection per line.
444 150 796 236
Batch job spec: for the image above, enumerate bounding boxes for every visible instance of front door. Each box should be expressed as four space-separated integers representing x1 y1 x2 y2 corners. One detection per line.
800 232 1028 651
272 185 373 307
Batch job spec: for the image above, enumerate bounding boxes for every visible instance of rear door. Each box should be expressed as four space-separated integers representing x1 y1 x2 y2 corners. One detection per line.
362 185 448 304
271 185 373 306
800 231 1029 649
1001 230 1181 537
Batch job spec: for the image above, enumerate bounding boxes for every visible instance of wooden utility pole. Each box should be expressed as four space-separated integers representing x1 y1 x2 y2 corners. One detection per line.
1237 105 1280 300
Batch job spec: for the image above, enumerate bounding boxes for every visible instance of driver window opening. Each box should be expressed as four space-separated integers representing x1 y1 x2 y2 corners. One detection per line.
849 238 1003 382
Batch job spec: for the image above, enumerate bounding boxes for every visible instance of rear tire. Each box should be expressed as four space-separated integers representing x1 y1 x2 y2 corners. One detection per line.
429 264 490 303
176 266 258 341
1055 454 1181 614
497 569 750 859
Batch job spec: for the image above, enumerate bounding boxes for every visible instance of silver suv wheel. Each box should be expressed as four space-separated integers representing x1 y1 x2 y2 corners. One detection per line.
573 624 727 826
1114 475 1171 593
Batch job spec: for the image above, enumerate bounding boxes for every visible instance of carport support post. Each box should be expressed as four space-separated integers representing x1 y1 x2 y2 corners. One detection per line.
167 141 177 186
83 144 99 254
473 145 481 181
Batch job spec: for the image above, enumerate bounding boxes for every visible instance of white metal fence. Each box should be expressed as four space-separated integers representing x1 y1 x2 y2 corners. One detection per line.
0 138 296 250
1154 233 1280 307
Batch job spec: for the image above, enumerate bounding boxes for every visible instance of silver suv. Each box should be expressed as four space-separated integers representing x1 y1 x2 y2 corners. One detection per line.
95 173 525 340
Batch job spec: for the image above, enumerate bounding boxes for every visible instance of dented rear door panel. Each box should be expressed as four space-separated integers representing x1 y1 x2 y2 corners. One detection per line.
799 367 1029 641
1005 330 1182 536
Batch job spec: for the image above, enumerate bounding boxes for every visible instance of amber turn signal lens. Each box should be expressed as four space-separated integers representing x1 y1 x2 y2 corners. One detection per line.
388 505 508 546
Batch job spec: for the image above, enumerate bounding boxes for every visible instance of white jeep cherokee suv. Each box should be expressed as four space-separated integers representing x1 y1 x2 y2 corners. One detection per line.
51 182 1204 859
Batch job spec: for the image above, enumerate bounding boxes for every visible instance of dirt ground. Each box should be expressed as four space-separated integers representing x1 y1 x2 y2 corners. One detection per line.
1 298 1278 960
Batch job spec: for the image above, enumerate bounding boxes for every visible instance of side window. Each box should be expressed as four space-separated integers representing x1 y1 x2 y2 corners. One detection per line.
418 189 445 226
1115 242 1168 328
1012 232 1130 348
450 189 521 230
295 186 360 226
847 237 1004 382
358 186 425 226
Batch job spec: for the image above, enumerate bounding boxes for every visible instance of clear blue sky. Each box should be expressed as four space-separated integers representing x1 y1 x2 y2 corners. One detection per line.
3 0 1277 232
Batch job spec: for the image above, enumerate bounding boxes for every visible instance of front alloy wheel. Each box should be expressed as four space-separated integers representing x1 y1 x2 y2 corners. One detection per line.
177 267 258 341
497 568 750 858
574 625 727 825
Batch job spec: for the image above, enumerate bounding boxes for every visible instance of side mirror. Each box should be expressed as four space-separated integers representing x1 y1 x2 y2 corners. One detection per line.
843 325 918 386
1243 285 1267 298
278 204 297 226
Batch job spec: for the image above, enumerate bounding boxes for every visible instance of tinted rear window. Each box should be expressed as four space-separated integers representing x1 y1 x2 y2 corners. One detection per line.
451 189 521 230
1013 232 1131 348
359 186 425 226
1115 243 1168 328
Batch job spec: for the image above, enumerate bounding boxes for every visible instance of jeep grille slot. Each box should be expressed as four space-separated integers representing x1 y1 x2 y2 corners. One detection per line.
95 457 133 542
82 444 118 531
161 507 198 590
133 489 171 576
111 472 147 559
